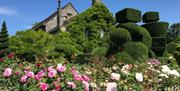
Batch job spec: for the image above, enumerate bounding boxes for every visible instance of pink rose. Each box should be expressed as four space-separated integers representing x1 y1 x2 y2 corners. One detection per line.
73 74 82 81
40 83 49 91
34 75 41 81
3 68 12 78
37 70 46 77
81 75 90 82
26 71 34 78
106 82 117 91
48 69 57 78
20 75 28 83
67 82 76 89
83 81 89 91
56 64 66 72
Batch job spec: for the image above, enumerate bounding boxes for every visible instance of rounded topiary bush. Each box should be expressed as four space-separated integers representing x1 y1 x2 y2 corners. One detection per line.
141 22 169 37
110 28 131 46
114 52 135 64
118 22 152 48
148 50 156 58
91 47 108 57
124 41 149 59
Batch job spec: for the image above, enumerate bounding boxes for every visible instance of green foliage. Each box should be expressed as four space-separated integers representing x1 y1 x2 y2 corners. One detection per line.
142 22 169 37
91 47 108 57
67 3 115 53
124 42 149 60
148 50 156 58
0 21 9 58
142 12 159 23
10 30 81 62
115 8 141 23
110 28 131 46
118 22 152 48
114 52 135 64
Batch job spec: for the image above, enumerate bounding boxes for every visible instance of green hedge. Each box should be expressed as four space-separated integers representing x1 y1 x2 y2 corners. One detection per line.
115 8 141 23
118 22 152 48
114 52 135 64
110 28 131 46
142 12 159 23
174 52 180 65
91 47 108 57
152 37 167 48
148 50 156 58
124 42 149 59
141 22 169 37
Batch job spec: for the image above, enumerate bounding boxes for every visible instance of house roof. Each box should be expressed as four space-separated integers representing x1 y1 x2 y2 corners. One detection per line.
32 2 78 30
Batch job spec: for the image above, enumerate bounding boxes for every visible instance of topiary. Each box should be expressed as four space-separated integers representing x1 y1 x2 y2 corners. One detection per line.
0 21 9 58
91 47 108 57
115 8 141 23
114 52 135 64
148 50 156 58
141 22 169 37
110 28 131 46
142 12 159 23
117 22 152 48
124 41 149 60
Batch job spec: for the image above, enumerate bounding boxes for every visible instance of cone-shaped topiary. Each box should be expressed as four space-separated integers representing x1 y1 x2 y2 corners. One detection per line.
142 12 159 23
115 52 135 64
110 28 131 46
117 22 152 48
124 41 149 60
91 47 108 57
141 22 169 37
116 8 141 23
148 50 156 58
0 21 9 58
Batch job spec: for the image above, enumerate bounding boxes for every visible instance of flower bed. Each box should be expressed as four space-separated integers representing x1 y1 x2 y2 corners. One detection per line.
0 53 180 91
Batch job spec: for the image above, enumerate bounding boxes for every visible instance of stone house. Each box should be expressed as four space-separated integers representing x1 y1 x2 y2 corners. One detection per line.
32 0 101 34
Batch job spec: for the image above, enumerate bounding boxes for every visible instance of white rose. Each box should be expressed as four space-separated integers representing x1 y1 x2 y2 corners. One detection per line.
106 82 117 91
111 73 120 81
135 73 143 82
169 70 180 77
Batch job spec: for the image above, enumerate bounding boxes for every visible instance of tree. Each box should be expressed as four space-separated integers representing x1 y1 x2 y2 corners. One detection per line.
0 21 9 58
166 23 180 43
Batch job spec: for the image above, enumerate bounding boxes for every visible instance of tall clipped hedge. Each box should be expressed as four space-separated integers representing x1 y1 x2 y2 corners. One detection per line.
67 3 115 53
114 52 135 64
124 41 149 60
0 21 9 58
110 28 131 46
118 22 152 48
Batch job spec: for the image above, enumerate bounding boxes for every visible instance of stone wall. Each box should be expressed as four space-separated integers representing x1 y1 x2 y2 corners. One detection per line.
45 14 58 32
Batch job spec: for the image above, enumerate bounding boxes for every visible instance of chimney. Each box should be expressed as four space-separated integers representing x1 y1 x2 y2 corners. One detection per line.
92 0 101 6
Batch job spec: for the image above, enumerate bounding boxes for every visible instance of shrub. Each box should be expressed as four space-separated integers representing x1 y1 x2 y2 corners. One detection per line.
148 50 156 58
141 22 169 37
110 28 131 46
174 51 180 65
67 3 115 53
142 12 159 23
115 8 141 23
124 42 149 60
0 21 9 58
114 52 134 64
118 22 152 48
91 47 108 57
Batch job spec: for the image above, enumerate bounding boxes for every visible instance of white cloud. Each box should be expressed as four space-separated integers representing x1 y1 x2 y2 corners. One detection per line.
0 6 19 16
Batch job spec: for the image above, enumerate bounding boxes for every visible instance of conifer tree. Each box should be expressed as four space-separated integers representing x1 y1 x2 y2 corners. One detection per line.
0 21 9 58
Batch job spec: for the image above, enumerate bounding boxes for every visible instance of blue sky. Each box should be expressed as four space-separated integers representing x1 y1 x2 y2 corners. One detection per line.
0 0 180 35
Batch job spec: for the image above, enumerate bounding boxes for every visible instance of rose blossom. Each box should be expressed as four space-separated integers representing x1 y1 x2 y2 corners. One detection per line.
40 83 49 91
106 82 117 91
111 73 120 81
121 64 132 75
135 73 143 82
7 52 14 59
81 75 90 82
0 58 4 62
34 75 41 81
67 82 76 89
3 68 12 77
83 81 89 91
56 64 66 72
26 71 34 78
37 70 46 77
48 69 57 78
20 75 28 83
148 58 160 66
